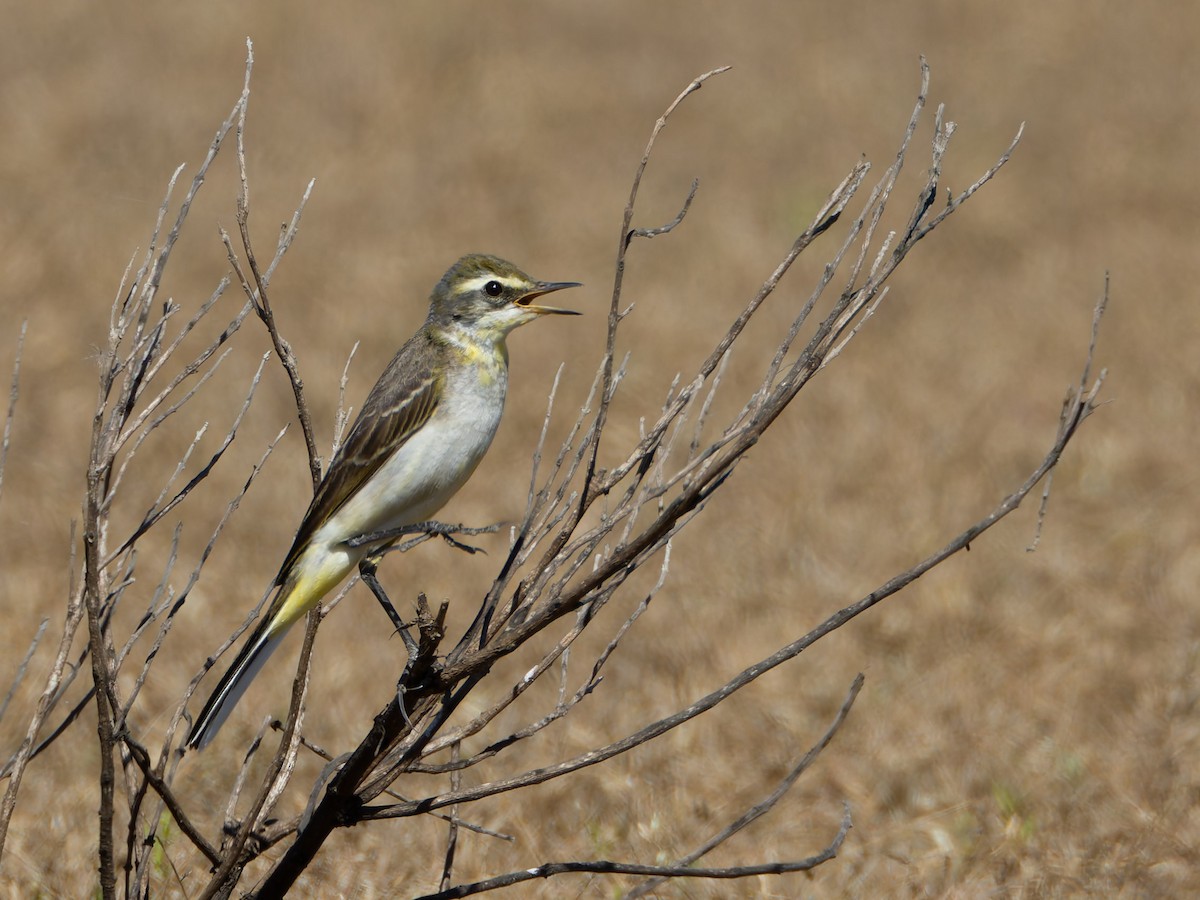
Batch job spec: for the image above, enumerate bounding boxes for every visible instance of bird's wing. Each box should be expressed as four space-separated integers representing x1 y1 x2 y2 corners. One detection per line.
276 347 443 583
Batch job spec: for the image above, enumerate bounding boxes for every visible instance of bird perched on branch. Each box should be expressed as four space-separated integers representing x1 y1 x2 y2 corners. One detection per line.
187 254 581 749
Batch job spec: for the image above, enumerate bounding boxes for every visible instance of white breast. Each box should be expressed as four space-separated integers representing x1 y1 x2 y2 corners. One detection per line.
314 358 508 550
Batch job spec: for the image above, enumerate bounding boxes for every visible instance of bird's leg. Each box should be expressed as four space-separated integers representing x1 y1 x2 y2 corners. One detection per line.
424 521 489 555
358 557 419 657
345 520 499 555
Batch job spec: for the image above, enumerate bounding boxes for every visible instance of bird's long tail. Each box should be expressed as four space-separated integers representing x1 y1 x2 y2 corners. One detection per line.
187 546 350 749
186 613 286 751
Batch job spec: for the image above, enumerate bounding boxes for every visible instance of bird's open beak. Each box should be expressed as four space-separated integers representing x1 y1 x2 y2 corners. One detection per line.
516 281 583 316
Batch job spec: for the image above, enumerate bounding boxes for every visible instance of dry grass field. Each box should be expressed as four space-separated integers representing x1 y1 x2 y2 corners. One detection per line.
1 2 1197 897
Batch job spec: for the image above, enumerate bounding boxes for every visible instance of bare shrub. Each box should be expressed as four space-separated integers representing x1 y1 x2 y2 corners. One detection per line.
0 43 1105 899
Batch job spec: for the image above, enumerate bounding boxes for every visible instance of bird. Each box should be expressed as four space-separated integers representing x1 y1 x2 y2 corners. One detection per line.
186 254 580 749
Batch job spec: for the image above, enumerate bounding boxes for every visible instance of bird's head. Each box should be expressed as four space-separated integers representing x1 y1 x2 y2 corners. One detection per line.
428 254 581 338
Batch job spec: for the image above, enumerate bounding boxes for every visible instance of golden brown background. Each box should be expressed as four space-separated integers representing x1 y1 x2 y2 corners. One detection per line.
1 1 1196 896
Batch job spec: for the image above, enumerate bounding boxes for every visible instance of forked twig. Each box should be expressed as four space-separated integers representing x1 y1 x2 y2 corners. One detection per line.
627 674 864 898
417 807 853 899
225 38 321 489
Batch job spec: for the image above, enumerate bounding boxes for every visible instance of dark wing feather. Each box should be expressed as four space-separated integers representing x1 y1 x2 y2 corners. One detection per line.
275 339 442 583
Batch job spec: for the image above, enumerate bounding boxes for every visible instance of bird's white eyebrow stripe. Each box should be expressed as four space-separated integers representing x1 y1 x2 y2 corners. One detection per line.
454 274 527 294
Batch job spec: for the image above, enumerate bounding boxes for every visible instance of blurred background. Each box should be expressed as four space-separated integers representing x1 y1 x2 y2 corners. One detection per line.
0 1 1196 896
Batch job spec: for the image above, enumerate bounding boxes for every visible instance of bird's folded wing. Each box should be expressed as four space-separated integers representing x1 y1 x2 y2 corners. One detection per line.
275 367 443 583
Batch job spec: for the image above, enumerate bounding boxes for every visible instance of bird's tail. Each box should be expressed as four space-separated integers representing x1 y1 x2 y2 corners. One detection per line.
187 548 345 749
186 613 285 751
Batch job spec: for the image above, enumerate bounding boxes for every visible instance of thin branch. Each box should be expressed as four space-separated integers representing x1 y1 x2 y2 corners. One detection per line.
546 66 731 598
625 177 700 246
1027 470 1053 552
197 614 316 899
439 742 462 892
226 38 321 489
105 79 245 441
0 320 26 505
108 288 249 465
123 737 219 865
418 806 853 899
107 352 268 563
628 674 864 898
914 121 1026 243
0 620 47 727
521 364 564 530
142 424 288 741
331 341 360 457
0 545 87 859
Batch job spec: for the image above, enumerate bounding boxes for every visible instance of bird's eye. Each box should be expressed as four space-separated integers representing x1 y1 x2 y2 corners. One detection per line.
484 280 503 297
